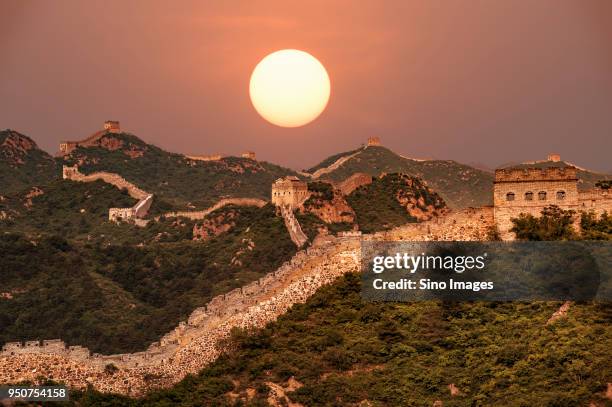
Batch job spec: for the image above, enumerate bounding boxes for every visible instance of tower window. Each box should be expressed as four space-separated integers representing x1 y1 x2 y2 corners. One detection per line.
538 191 547 200
556 191 566 200
506 192 515 201
525 192 533 201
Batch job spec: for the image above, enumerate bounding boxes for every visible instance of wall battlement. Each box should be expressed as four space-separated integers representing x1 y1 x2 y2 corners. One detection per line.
494 167 578 183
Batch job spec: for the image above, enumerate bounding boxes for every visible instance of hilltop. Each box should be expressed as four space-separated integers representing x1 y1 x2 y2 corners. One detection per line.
306 145 494 209
0 130 58 195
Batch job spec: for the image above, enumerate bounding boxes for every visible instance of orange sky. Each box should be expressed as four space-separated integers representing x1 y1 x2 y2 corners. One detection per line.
1 0 611 172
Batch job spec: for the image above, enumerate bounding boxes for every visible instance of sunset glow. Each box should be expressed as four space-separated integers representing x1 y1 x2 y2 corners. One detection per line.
249 49 330 127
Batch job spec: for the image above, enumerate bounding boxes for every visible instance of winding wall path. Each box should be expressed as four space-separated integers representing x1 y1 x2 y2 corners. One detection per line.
163 198 267 220
0 208 494 396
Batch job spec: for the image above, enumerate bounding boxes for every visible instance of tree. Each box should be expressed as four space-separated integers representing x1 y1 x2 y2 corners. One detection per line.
580 210 612 240
510 205 576 241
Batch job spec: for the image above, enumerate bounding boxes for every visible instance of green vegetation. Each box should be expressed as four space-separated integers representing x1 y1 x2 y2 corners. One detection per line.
595 180 611 190
1 179 135 239
71 273 612 406
347 173 446 233
0 130 58 195
310 146 494 209
510 206 577 241
580 211 612 240
305 181 334 205
0 204 296 354
64 133 297 209
510 206 612 241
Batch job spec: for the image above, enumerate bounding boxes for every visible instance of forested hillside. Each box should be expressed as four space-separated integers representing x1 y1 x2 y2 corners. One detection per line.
72 272 612 406
63 132 298 209
308 145 494 209
0 204 296 354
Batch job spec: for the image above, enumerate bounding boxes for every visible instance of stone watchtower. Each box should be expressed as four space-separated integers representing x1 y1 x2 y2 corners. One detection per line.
367 136 381 146
62 165 80 180
493 159 579 239
241 151 256 160
104 121 120 133
271 176 310 209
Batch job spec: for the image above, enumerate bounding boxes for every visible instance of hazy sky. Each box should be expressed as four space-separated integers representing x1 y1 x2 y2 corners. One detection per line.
1 1 611 172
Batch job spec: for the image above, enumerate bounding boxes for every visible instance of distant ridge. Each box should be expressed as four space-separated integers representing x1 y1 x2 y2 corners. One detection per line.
305 142 494 209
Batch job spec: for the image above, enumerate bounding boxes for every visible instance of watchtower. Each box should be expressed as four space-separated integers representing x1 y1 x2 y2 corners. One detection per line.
493 158 579 239
104 121 120 133
271 176 309 209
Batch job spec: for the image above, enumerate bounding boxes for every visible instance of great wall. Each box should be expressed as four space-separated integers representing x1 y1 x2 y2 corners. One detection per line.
3 125 611 397
62 165 154 224
162 198 267 220
301 136 381 180
0 207 494 396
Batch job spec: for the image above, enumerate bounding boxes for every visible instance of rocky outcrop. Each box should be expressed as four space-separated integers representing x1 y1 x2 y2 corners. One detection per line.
546 301 572 325
193 210 238 241
303 189 355 224
1 131 38 165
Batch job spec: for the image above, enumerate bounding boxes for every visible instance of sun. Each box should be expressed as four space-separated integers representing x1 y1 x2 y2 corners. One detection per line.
249 49 330 128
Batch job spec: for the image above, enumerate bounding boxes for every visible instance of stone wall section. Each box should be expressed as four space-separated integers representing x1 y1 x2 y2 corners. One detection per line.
335 173 373 195
372 207 495 242
281 205 309 247
310 149 364 179
62 165 149 200
62 165 153 223
0 208 496 396
0 240 360 395
163 198 267 220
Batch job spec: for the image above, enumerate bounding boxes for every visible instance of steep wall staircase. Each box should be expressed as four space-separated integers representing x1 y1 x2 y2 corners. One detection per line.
280 205 309 247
